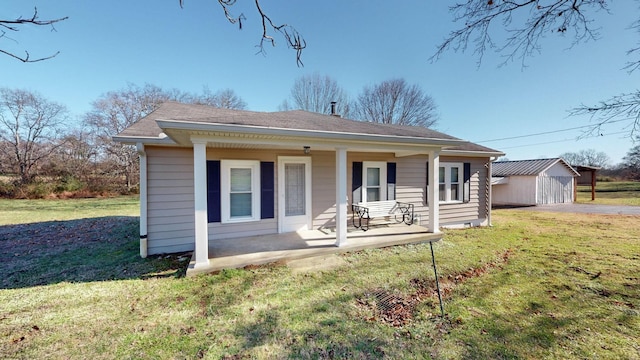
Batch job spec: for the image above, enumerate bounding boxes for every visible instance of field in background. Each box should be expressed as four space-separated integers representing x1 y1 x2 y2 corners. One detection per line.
576 181 640 206
1 197 639 359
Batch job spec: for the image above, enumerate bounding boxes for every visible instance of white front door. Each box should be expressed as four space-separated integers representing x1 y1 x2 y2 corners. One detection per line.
278 156 312 233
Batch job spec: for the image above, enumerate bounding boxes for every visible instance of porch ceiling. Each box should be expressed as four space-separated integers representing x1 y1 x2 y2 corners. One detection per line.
161 126 454 154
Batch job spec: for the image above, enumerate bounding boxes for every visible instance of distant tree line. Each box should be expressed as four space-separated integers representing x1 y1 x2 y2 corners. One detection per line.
0 84 246 198
560 148 640 181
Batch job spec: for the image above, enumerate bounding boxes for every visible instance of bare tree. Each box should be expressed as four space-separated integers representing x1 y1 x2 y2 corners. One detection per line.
621 140 640 180
0 88 68 183
85 83 247 190
1 7 68 62
434 1 640 139
195 87 247 109
84 84 179 191
280 73 352 117
354 78 439 128
560 149 610 168
42 128 99 182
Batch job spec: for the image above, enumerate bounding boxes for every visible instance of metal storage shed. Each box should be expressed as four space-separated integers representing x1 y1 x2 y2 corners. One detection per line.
492 158 580 206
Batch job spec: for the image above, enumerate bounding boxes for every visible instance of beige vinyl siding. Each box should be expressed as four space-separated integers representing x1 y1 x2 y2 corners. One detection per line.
146 146 195 254
207 149 284 241
311 151 338 229
439 157 488 226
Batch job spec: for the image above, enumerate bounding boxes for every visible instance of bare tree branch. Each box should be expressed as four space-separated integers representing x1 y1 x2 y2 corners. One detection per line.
571 91 640 139
432 0 608 67
180 0 306 66
0 7 68 63
624 17 640 73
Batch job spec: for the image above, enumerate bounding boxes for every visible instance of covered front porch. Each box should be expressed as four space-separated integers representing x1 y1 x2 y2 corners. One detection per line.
186 223 442 276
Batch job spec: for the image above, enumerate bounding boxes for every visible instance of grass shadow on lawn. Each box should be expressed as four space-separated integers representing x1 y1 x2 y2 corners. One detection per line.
0 216 190 289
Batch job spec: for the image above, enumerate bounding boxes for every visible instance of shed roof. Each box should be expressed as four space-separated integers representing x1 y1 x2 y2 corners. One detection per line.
493 158 579 177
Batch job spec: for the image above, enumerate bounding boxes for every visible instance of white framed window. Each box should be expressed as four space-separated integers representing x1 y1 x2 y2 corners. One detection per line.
439 163 462 203
362 161 387 202
221 160 260 223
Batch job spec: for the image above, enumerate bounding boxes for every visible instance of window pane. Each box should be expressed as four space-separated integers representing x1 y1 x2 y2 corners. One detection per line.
367 168 380 186
439 184 446 201
230 168 251 192
367 188 380 202
230 193 252 217
451 167 459 183
439 167 445 183
451 184 459 200
285 164 305 216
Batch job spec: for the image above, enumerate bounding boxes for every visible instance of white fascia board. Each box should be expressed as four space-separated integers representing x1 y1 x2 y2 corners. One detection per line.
441 149 506 158
540 159 580 177
156 119 468 148
112 135 177 146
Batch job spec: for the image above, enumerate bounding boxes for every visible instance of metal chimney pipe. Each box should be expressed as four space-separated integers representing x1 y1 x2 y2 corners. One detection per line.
330 101 337 115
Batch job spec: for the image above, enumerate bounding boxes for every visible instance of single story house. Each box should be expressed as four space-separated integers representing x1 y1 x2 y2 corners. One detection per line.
492 158 580 206
114 102 503 273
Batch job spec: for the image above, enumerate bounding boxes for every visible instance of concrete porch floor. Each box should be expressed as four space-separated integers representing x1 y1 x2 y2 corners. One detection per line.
186 223 442 276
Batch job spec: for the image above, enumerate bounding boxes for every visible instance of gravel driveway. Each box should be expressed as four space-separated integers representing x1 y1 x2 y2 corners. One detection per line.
505 203 640 215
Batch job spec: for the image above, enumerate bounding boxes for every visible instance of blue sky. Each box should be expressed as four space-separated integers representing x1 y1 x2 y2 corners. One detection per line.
3 1 639 164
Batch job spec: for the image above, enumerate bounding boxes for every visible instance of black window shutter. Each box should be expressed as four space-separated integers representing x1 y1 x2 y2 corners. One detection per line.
207 160 221 223
352 162 363 204
260 162 275 219
463 162 471 203
387 162 396 200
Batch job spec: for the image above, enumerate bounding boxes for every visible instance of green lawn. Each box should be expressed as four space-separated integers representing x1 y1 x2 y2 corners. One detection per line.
1 198 639 359
576 181 640 206
0 196 139 225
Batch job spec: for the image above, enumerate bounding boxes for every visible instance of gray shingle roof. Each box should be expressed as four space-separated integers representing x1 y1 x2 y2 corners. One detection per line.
493 158 578 176
116 101 502 154
118 101 460 140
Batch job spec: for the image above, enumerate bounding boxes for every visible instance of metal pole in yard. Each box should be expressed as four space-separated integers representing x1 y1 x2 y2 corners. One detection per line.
430 241 445 317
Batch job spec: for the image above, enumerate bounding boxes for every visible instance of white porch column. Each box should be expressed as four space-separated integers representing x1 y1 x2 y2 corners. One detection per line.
335 147 348 246
136 143 148 258
428 150 441 233
192 139 210 269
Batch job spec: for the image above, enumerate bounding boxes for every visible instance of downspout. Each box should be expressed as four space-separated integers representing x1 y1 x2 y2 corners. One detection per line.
136 143 148 258
487 158 494 227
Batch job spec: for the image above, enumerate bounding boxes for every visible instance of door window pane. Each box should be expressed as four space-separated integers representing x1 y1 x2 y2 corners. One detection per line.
285 163 305 216
367 168 380 186
367 188 380 202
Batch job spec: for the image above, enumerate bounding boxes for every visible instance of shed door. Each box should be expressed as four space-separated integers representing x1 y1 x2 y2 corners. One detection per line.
278 157 312 233
537 176 574 204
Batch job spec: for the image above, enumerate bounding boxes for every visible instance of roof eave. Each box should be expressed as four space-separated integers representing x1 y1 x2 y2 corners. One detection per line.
155 119 468 147
441 149 505 158
112 135 177 146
